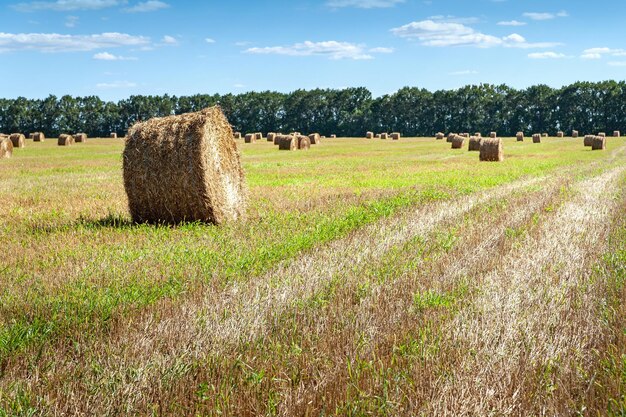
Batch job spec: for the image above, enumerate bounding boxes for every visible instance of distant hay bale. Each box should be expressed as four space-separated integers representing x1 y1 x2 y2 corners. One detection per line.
244 133 256 143
297 135 311 150
122 106 247 225
308 133 321 144
366 131 374 139
380 133 389 139
391 132 401 140
278 135 297 150
468 136 482 151
532 134 541 143
74 133 87 143
58 134 74 146
490 132 497 138
592 135 606 150
542 133 548 137
572 130 579 138
233 132 241 139
584 135 594 147
614 130 620 137
375 134 381 138
28 133 35 139
0 136 13 158
330 134 337 138
110 132 118 139
435 132 444 140
450 134 465 149
475 132 482 138
447 133 456 143
33 132 45 142
255 132 263 140
479 138 504 162
266 132 277 142
9 133 25 148
290 132 301 136
460 133 469 138
516 132 524 142
598 132 606 137
556 131 564 138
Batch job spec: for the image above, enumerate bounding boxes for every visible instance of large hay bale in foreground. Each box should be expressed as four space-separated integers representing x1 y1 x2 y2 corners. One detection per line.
516 132 524 142
10 133 25 148
110 132 118 139
74 133 87 143
447 133 456 143
614 130 621 137
532 134 541 143
297 135 311 150
489 132 497 138
0 136 13 158
468 136 482 151
479 138 504 162
592 136 606 150
123 106 247 225
391 132 401 140
556 131 564 138
58 134 74 146
380 133 389 140
572 130 579 138
450 135 465 149
278 135 297 150
435 132 444 140
308 133 321 144
366 131 374 139
244 133 256 143
584 135 594 147
34 132 45 142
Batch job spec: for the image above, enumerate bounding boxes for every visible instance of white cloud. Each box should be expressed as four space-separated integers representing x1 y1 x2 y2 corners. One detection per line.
427 15 480 24
0 32 150 53
390 20 559 49
93 51 137 60
449 70 478 75
123 0 168 12
497 20 526 26
205 38 215 44
608 61 626 67
161 35 178 45
528 51 566 59
234 41 251 47
96 80 137 88
523 11 568 21
233 83 245 88
326 0 404 8
64 15 79 27
369 46 393 53
580 47 626 60
12 0 122 12
246 40 391 60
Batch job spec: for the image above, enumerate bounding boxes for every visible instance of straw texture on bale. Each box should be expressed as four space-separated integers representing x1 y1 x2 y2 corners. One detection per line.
58 134 74 146
479 138 504 162
614 131 621 137
110 132 118 139
468 136 482 151
330 134 337 138
0 137 13 158
450 135 465 149
598 132 606 137
532 134 541 143
592 136 606 150
380 133 389 139
278 135 297 150
557 131 564 138
447 133 456 143
10 133 25 148
33 132 45 142
233 132 241 139
244 133 256 143
308 133 321 144
516 132 524 141
74 133 87 143
435 132 444 140
123 106 247 225
572 130 579 138
584 135 594 147
391 132 401 140
490 132 497 138
267 132 277 142
254 133 262 140
366 131 374 139
297 135 311 150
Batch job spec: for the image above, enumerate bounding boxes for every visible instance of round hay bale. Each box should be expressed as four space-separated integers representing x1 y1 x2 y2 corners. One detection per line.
330 134 337 138
598 132 606 137
375 134 381 138
450 134 465 149
9 133 25 149
58 134 74 146
266 132 276 142
516 132 524 142
614 130 621 137
277 134 297 150
123 106 247 225
572 130 579 138
380 133 389 140
297 135 311 150
33 132 45 142
308 133 321 144
479 138 504 162
556 131 564 138
474 132 482 138
584 135 594 147
244 133 256 143
255 132 262 140
447 133 456 143
74 133 87 143
489 132 497 138
435 132 444 140
541 133 548 137
28 133 35 139
391 132 401 140
233 132 241 139
532 134 541 143
110 132 118 139
460 133 469 138
366 131 374 139
592 136 606 150
468 136 482 151
289 132 301 137
0 136 13 158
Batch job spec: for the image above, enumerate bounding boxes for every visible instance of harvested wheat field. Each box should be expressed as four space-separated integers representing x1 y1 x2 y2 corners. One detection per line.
2 134 625 416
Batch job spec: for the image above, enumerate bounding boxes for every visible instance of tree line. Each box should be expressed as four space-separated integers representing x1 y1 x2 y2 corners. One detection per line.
1 80 625 138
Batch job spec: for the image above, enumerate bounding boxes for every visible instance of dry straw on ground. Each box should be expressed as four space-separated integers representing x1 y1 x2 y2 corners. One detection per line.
277 135 297 150
58 134 74 146
584 135 594 147
490 132 497 138
366 131 374 139
572 130 579 138
308 133 321 144
33 132 45 142
614 130 621 137
592 135 606 150
9 133 25 148
244 134 256 143
479 137 504 161
0 136 13 158
516 132 524 142
533 134 541 143
74 133 87 143
380 133 389 139
391 132 401 140
110 132 118 139
450 134 465 149
122 106 248 225
298 135 311 150
435 132 444 140
468 136 482 151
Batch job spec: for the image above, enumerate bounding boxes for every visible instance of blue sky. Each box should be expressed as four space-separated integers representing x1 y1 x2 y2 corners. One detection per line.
1 0 625 101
